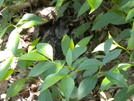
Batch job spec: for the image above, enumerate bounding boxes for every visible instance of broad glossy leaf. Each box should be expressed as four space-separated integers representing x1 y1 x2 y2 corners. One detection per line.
6 79 27 99
100 77 114 91
78 59 104 70
37 43 53 60
78 1 90 17
60 77 75 101
72 47 87 61
103 71 128 87
104 38 113 54
66 49 73 66
7 28 21 55
70 38 74 50
40 73 64 92
87 0 103 13
77 75 97 100
75 22 91 38
114 85 134 101
103 49 121 64
28 62 54 77
0 57 13 81
76 35 93 47
62 34 71 55
127 29 134 49
19 53 47 61
92 12 126 30
38 89 52 101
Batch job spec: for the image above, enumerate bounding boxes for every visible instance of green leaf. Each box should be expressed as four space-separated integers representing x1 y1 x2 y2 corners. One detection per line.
92 12 126 30
87 0 103 13
127 29 134 49
75 22 91 38
116 29 130 41
104 38 113 54
19 53 47 61
0 27 8 39
76 35 93 47
38 89 52 101
28 62 54 77
62 34 71 55
28 38 40 52
102 49 121 64
7 28 20 55
60 77 75 101
78 1 90 17
72 57 88 68
66 49 73 66
57 2 71 20
83 67 99 77
126 8 134 21
77 75 97 100
0 0 4 7
6 79 27 99
114 85 134 101
72 47 87 61
56 0 64 11
1 69 15 81
103 71 128 87
73 0 81 13
100 77 114 91
78 59 104 70
17 13 44 25
70 38 75 50
36 43 53 60
40 73 64 92
0 57 13 81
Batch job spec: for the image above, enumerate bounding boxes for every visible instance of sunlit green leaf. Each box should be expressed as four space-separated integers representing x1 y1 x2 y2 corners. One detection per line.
87 0 103 13
100 77 114 91
36 43 53 60
19 53 47 61
0 27 8 39
77 75 97 100
60 77 75 101
102 49 121 64
103 71 128 87
38 89 52 101
0 57 13 81
28 62 54 77
6 79 27 99
56 0 64 11
126 8 134 21
7 28 21 55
